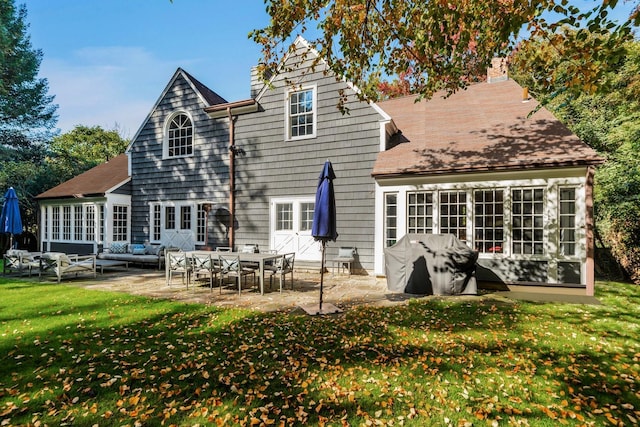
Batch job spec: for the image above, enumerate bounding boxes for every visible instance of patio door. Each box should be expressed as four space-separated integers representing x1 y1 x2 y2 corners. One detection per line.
271 198 321 261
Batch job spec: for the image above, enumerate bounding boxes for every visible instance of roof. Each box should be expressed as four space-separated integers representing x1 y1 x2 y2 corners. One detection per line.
36 154 130 199
373 79 604 178
181 68 227 106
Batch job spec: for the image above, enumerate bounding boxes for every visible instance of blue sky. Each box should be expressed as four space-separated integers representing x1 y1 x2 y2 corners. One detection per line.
25 0 271 137
23 1 636 138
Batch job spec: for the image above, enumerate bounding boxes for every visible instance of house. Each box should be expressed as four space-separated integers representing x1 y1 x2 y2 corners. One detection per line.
36 37 603 295
35 153 130 255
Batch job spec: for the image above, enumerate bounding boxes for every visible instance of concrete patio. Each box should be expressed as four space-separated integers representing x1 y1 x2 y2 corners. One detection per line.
22 263 603 313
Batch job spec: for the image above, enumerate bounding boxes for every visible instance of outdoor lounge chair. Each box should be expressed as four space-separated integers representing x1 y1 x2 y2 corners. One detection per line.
3 249 41 277
38 252 96 283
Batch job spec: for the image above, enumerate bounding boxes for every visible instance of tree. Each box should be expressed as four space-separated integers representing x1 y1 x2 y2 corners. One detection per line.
46 125 130 187
250 0 638 109
512 37 640 282
0 0 57 162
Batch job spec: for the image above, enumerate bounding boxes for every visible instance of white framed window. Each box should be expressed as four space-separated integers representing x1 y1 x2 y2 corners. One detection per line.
276 203 293 231
474 189 505 253
407 191 434 234
163 111 194 158
559 187 577 256
52 206 60 240
300 202 315 231
511 188 545 255
63 206 71 240
165 206 176 230
86 205 95 241
286 85 317 140
196 204 207 243
384 193 398 247
152 204 162 242
439 190 468 242
74 206 83 240
112 205 129 242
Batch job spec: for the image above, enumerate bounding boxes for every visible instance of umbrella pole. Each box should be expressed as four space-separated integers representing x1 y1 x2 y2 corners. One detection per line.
319 240 326 311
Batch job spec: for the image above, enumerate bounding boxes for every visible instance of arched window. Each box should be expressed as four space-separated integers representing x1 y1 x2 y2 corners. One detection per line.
164 112 193 158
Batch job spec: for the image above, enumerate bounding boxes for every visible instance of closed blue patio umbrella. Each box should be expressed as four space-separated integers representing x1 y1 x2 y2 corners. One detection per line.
308 160 341 315
1 187 23 249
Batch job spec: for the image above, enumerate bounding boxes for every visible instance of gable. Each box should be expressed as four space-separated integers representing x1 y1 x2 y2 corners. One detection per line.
127 68 227 151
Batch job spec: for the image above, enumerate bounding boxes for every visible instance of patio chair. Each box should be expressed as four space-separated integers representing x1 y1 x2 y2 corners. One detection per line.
267 252 295 292
3 249 41 277
218 254 255 295
331 247 355 275
190 252 219 293
165 251 192 288
38 252 96 283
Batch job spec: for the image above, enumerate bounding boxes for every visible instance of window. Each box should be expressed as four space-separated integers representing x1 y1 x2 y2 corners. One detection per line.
384 193 398 247
63 206 71 240
44 207 49 241
474 189 504 253
559 187 577 256
407 191 433 234
99 205 105 242
440 191 467 241
112 205 128 241
512 188 544 255
152 204 161 242
86 205 95 241
276 203 293 231
287 86 316 139
165 113 193 158
74 206 83 240
165 206 176 230
52 207 59 240
196 204 207 243
180 206 191 230
300 202 315 231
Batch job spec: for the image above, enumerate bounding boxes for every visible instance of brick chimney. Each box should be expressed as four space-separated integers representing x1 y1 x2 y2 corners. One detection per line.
487 57 508 83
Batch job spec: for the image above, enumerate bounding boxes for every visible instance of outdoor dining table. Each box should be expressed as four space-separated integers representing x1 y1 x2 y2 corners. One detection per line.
187 251 281 295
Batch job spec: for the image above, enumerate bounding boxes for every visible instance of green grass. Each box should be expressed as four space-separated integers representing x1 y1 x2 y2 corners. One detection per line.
1 274 639 426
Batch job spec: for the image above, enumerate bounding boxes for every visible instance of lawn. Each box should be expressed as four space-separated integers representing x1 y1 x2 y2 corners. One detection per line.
0 273 639 426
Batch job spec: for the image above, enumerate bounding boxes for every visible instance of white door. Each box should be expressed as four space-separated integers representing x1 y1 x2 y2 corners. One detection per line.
271 198 322 261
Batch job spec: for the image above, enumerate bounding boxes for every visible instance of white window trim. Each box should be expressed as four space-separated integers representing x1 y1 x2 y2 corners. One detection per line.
284 84 317 141
162 110 195 159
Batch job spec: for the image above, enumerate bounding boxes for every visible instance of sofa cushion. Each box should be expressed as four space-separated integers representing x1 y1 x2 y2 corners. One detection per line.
110 242 128 254
132 247 146 255
144 244 164 256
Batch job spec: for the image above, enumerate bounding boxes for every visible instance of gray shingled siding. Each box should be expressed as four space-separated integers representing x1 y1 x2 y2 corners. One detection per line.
128 53 384 272
129 74 230 246
231 62 383 271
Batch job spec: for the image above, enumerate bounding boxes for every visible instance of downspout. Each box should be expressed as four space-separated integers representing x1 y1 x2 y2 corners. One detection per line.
228 107 236 250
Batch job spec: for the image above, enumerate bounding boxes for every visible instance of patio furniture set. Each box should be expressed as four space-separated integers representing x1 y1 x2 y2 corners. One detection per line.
166 245 296 295
3 249 98 283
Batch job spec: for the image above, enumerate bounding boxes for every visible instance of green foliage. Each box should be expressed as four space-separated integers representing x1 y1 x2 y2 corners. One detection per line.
0 0 57 155
46 125 129 185
251 0 637 110
512 38 640 282
0 278 639 425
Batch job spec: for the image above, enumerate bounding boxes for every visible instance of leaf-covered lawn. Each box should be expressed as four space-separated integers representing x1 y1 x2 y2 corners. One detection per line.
1 277 639 426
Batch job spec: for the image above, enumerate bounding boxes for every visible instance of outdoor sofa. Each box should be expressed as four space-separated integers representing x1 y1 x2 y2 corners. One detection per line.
2 249 41 277
97 242 166 269
39 252 96 283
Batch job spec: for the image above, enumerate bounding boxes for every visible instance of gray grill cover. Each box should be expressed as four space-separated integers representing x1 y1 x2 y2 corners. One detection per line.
384 234 478 295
